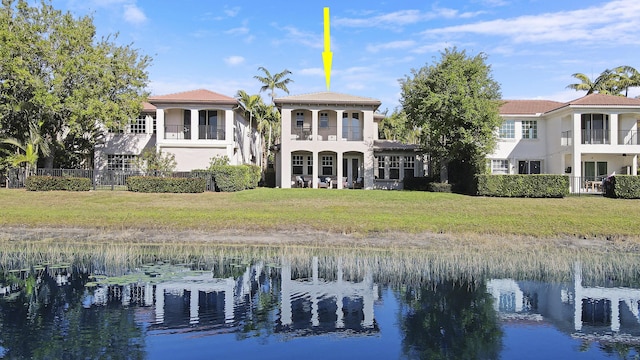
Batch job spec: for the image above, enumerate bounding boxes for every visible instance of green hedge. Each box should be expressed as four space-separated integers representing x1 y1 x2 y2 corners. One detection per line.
428 182 452 193
25 176 91 191
477 174 569 198
126 176 205 193
605 175 640 199
196 165 260 192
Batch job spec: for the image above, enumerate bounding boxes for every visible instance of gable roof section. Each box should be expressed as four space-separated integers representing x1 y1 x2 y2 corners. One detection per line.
499 100 564 115
274 92 381 107
148 89 236 105
142 102 156 112
564 93 640 107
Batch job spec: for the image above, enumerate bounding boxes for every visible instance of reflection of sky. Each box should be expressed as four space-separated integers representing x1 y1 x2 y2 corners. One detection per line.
501 324 621 360
144 289 403 360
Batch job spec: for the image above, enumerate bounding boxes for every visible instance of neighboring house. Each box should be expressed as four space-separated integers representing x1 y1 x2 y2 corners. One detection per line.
489 93 640 193
273 92 423 189
94 89 261 172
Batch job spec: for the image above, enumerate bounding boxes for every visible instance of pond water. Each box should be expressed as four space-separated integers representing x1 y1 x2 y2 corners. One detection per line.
1 246 639 359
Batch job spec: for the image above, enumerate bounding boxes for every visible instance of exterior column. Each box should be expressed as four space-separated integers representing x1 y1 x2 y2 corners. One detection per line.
282 150 292 188
225 109 234 142
311 110 319 141
336 110 344 141
156 109 165 143
280 108 292 188
190 108 199 141
312 151 319 188
571 113 582 193
611 298 620 332
337 152 344 189
363 150 374 190
633 155 638 175
610 113 618 145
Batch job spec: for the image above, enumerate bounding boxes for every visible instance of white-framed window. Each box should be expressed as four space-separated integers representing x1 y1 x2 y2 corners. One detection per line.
320 112 329 128
152 115 157 134
491 159 509 174
522 121 538 139
389 156 400 179
199 110 220 139
499 120 515 139
403 156 415 179
292 155 304 175
107 154 137 171
321 155 333 176
296 112 304 128
128 116 146 134
376 155 386 179
307 156 313 175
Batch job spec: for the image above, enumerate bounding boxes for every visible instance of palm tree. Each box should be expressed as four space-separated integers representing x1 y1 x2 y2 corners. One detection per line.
254 67 293 104
235 90 263 133
566 72 611 94
612 66 640 97
1 121 51 176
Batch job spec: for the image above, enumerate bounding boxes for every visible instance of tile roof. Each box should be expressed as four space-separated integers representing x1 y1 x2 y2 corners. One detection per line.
501 93 640 116
274 92 381 107
499 100 564 115
148 89 236 105
564 93 640 106
142 102 156 112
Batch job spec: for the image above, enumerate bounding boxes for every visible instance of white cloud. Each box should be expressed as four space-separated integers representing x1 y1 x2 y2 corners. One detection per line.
366 40 416 53
272 25 323 49
225 26 249 35
123 4 147 25
335 8 484 30
224 6 241 18
224 56 245 66
298 68 324 76
423 0 640 45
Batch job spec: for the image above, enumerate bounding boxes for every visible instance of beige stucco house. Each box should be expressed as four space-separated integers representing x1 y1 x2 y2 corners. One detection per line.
94 89 261 172
489 93 640 193
273 92 423 189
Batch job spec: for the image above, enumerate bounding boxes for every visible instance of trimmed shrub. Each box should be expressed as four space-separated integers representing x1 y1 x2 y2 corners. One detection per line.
25 176 91 191
199 165 261 192
477 174 569 198
127 176 205 193
403 177 434 191
428 182 452 193
605 175 640 199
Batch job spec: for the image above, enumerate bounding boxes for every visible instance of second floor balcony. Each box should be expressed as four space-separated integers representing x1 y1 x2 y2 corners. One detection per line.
290 125 363 141
561 130 640 146
164 125 225 141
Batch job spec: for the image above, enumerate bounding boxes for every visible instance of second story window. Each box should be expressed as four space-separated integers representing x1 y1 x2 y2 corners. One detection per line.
320 112 329 128
499 120 514 139
522 121 538 139
296 112 304 128
128 116 147 134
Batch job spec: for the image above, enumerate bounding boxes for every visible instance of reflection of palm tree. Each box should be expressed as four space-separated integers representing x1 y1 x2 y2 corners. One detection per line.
397 279 502 359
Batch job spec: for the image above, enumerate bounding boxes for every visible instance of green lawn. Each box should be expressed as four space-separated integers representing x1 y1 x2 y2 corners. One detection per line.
1 188 638 239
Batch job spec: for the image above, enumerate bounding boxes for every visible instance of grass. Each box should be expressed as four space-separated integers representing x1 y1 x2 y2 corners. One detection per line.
1 187 640 240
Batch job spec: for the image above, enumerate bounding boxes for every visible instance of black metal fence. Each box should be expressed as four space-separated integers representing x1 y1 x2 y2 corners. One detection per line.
4 168 215 191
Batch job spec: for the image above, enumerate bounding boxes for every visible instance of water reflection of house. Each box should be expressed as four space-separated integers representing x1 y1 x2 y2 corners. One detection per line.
278 257 380 335
487 263 640 342
83 258 380 336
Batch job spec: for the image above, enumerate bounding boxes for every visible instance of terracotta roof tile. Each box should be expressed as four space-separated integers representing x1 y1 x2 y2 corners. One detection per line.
499 100 564 115
564 93 640 106
148 89 236 105
142 102 156 112
274 91 381 107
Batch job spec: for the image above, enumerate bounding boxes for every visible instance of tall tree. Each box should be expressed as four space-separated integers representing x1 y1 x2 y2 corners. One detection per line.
235 90 264 165
0 0 150 169
400 48 502 192
254 67 293 105
612 66 640 97
379 110 421 144
566 67 640 96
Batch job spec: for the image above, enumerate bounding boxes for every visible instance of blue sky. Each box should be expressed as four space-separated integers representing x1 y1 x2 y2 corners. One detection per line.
54 0 640 112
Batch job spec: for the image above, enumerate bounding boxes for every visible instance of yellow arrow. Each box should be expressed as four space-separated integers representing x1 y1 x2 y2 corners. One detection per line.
322 7 332 91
